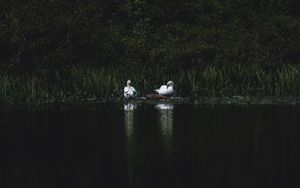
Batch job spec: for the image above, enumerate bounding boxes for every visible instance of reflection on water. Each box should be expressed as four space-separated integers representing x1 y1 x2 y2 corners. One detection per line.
1 105 300 188
155 103 174 160
124 102 137 137
155 103 174 110
124 102 138 111
124 102 137 186
155 104 174 137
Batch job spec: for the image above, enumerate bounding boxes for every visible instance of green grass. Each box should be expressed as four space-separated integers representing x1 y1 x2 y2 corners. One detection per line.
0 64 300 106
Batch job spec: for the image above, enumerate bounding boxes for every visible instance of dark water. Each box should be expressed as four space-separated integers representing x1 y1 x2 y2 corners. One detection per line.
1 104 300 188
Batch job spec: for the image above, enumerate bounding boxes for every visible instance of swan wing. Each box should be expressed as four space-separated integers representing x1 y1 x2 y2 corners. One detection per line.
159 85 167 90
155 85 168 95
131 87 137 96
155 85 174 96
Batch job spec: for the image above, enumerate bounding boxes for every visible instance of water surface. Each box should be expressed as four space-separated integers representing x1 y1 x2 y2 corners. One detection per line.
1 104 299 188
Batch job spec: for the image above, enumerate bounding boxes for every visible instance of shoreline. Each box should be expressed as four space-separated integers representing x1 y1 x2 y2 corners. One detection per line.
1 64 300 108
1 96 300 111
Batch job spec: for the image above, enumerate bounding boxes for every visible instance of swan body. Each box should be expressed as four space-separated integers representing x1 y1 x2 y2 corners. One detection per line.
124 80 137 99
155 81 174 97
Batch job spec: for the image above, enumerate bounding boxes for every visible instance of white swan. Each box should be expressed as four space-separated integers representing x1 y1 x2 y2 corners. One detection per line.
124 80 137 99
155 81 174 97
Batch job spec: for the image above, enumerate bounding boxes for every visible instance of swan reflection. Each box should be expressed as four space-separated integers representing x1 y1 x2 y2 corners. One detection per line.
155 103 174 110
124 102 138 111
124 102 137 185
155 103 174 159
124 102 137 137
155 104 174 136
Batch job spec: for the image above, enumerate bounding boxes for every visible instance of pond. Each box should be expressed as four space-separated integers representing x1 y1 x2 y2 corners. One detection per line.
1 103 299 188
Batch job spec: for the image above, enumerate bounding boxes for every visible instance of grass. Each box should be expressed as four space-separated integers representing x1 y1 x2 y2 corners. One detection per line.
0 64 300 107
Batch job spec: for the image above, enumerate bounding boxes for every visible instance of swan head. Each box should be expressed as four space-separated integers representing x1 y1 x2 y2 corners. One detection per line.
167 81 174 88
126 80 132 86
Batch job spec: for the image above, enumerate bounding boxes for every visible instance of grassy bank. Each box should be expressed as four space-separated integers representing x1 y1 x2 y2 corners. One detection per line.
0 64 300 106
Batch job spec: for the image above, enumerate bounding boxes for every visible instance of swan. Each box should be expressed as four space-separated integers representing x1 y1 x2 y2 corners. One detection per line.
124 80 137 99
155 81 174 97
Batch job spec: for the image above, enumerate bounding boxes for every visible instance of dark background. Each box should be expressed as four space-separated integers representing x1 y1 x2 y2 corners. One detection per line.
0 0 299 71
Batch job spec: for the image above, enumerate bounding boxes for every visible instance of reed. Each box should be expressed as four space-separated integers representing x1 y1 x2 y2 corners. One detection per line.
0 64 299 106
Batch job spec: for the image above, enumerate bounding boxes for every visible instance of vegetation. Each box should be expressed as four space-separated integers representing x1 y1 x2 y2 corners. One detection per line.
0 1 300 106
0 64 299 106
0 0 299 70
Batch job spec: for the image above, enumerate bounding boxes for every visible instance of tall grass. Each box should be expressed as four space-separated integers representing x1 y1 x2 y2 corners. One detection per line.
0 64 299 106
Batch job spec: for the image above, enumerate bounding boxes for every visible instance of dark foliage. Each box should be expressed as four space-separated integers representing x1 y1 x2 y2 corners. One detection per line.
0 0 299 70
